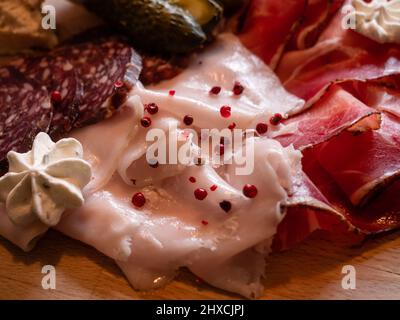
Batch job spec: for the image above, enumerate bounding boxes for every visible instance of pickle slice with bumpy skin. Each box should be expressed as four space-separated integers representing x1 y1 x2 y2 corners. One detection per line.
79 0 207 54
169 0 223 34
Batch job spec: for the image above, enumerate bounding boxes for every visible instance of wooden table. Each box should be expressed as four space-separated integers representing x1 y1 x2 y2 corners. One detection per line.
1 229 400 299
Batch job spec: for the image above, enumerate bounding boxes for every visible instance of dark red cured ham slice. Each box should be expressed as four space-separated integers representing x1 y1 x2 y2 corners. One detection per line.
344 75 400 118
273 169 358 251
279 45 400 101
55 39 142 128
239 0 400 250
271 73 400 250
240 0 400 102
0 67 52 168
10 55 82 138
308 78 400 208
302 136 400 234
240 0 307 68
286 0 344 50
273 204 361 252
239 0 345 68
279 153 400 242
273 84 400 250
306 114 400 206
304 78 400 207
276 0 400 101
276 84 381 149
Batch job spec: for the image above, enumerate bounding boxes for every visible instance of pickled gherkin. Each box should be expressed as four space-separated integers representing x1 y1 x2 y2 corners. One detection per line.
79 0 207 54
169 0 223 34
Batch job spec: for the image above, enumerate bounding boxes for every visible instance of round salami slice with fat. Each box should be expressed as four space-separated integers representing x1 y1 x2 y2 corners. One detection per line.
55 39 142 128
0 38 142 162
10 55 82 139
0 67 52 169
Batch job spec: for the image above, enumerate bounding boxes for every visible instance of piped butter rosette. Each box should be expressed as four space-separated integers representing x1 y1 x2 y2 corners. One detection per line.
352 0 400 44
0 132 91 226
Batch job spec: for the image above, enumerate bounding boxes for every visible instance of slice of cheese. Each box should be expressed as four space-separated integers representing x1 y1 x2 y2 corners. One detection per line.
0 0 58 54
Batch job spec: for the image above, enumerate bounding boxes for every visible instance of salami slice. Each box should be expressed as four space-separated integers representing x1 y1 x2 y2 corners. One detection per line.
55 38 142 128
0 38 141 171
0 67 52 169
10 55 82 138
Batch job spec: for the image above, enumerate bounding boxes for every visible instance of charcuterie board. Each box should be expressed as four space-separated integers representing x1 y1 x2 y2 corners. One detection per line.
2 0 400 301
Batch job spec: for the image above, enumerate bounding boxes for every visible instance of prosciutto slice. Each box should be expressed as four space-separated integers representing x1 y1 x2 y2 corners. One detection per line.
274 75 400 249
240 0 344 69
276 0 400 101
302 144 400 234
307 114 400 207
238 0 400 250
276 84 381 148
286 0 344 51
272 169 354 252
240 0 307 68
303 78 400 209
279 43 400 101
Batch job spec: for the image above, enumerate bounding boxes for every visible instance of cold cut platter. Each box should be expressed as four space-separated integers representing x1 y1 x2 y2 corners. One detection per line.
1 0 400 300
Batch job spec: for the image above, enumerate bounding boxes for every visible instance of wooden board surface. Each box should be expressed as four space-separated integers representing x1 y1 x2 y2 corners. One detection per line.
1 229 400 300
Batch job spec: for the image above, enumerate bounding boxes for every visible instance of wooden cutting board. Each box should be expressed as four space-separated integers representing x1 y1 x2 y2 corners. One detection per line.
1 229 400 299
